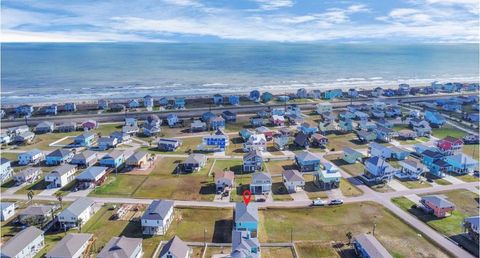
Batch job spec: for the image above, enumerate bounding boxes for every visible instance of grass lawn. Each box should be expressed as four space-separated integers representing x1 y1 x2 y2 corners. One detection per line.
425 174 452 186
204 246 230 258
295 242 342 258
398 180 432 189
224 117 251 133
303 174 328 200
455 174 480 182
262 247 294 258
325 154 364 177
271 177 293 201
225 137 245 156
231 175 250 202
339 178 363 197
141 137 203 154
212 159 243 174
90 174 148 197
463 144 480 161
327 133 368 151
191 246 205 258
264 160 297 176
431 125 466 139
258 202 449 258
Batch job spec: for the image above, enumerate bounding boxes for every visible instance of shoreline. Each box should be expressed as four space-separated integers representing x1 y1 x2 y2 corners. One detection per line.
1 78 478 107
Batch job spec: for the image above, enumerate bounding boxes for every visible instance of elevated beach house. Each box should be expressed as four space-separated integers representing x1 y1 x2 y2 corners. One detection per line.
215 170 235 192
234 202 259 235
316 161 341 189
158 138 182 151
46 149 74 165
58 197 95 229
295 151 320 172
1 158 13 184
99 150 125 168
1 202 16 221
46 233 93 258
396 159 427 180
420 195 455 218
34 121 55 134
74 132 97 147
159 236 192 258
1 226 44 258
342 147 363 164
250 172 272 195
243 150 263 172
362 156 397 184
97 236 143 258
243 134 267 152
180 154 207 173
353 233 393 258
282 169 305 193
141 200 174 235
424 110 446 127
14 167 42 185
76 166 109 189
45 164 77 188
71 150 98 167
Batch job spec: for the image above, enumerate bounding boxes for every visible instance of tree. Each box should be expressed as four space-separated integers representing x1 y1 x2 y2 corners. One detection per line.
346 231 353 245
55 192 64 209
27 190 34 202
77 218 84 232
401 115 407 124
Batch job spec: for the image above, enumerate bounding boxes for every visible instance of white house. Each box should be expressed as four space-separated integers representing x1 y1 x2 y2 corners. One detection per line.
215 170 235 191
396 159 427 180
316 102 333 114
159 236 192 258
1 158 13 183
141 200 174 235
18 149 45 165
282 170 305 193
14 167 42 185
1 226 44 258
97 237 143 258
46 233 93 258
242 134 267 152
44 164 77 188
58 198 95 229
250 172 272 195
1 202 16 221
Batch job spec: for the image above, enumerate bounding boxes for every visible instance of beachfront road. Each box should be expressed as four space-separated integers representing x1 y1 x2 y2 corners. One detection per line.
1 92 475 128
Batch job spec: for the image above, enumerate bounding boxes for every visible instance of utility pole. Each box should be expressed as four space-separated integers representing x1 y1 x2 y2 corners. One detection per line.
290 227 293 243
204 228 207 246
373 222 376 236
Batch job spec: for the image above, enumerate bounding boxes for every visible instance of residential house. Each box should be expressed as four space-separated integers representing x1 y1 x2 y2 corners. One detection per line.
311 133 328 148
424 110 446 127
444 154 479 175
46 149 74 165
125 117 138 127
0 134 12 145
74 132 96 147
98 99 109 110
158 138 182 151
376 125 396 142
295 151 320 172
1 158 13 183
234 202 258 235
389 146 410 160
76 166 108 189
250 172 272 195
357 131 377 142
396 159 427 180
299 122 318 135
277 95 289 103
283 170 305 193
210 116 226 130
463 134 479 145
213 94 224 105
318 120 338 134
199 129 229 152
180 154 207 173
141 200 174 235
342 147 363 164
15 105 34 117
1 202 15 221
243 134 267 152
46 233 93 258
45 164 77 188
316 161 341 189
270 115 286 126
97 236 143 258
249 90 260 102
81 120 98 130
0 226 44 258
371 87 384 97
215 170 234 191
273 135 289 151
385 106 401 118
222 110 237 122
128 99 140 109
126 151 149 168
338 118 353 132
64 102 77 112
145 114 162 127
57 122 77 132
362 156 396 184
420 195 455 218
348 88 359 98
353 233 393 258
167 114 180 127
97 137 118 151
243 150 263 173
261 92 273 102
143 123 161 136
316 103 333 114
122 124 139 135
322 89 342 100
190 119 207 132
45 104 58 115
255 126 273 140
294 132 310 148
371 109 385 119
8 126 30 136
421 150 449 177
286 104 301 117
110 132 129 145
339 111 355 120
159 236 192 258
58 198 95 229
297 88 308 98
14 131 35 144
437 136 464 155
111 103 126 112
14 167 42 185
239 129 254 142
358 120 377 131
271 107 285 116
397 129 417 140
99 150 125 168
34 121 55 134
383 89 396 97
144 95 154 108
18 205 55 225
229 95 240 105
71 150 98 167
174 97 186 109
465 113 480 122
398 83 410 95
309 89 322 99
463 216 479 242
250 117 264 127
376 119 393 129
354 111 369 120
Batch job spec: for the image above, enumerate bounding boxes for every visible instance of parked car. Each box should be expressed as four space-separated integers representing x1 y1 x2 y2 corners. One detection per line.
329 199 344 205
257 198 266 202
311 198 326 206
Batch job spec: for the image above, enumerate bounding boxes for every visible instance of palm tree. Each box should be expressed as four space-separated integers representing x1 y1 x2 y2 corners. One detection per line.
27 190 34 202
77 218 83 232
346 231 353 245
55 192 64 208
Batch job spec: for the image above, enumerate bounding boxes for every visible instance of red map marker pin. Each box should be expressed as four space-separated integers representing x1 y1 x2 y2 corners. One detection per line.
242 189 252 206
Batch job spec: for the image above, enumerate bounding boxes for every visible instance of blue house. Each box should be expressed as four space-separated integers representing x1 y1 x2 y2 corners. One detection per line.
298 123 318 135
338 118 353 132
354 111 369 120
425 110 446 127
64 102 77 112
250 117 264 127
128 99 140 109
277 95 290 102
271 108 285 116
375 126 395 142
159 97 168 106
174 97 186 109
222 110 237 122
239 129 253 141
234 202 258 235
74 132 96 147
339 111 355 120
398 83 410 95
99 150 125 168
261 92 273 103
46 149 74 166
297 88 308 98
229 95 240 105
249 90 260 102
442 103 461 112
348 88 359 98
210 116 226 130
383 89 396 97
421 150 448 177
385 106 401 117
200 130 229 151
144 95 154 108
167 114 179 127
201 112 216 122
295 151 321 172
45 104 58 115
466 113 480 122
445 154 479 175
371 109 385 119
322 89 342 100
213 94 223 105
15 105 34 117
389 147 410 160
98 99 109 110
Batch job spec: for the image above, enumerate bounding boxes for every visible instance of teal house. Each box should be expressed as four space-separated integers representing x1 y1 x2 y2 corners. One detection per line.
322 89 343 100
295 151 321 172
99 150 125 168
234 202 258 236
342 147 363 164
261 92 273 103
74 132 96 147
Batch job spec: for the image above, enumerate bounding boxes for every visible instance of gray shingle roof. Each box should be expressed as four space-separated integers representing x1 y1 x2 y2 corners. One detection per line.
252 172 271 182
354 233 393 258
243 150 262 161
422 195 455 209
46 233 93 258
295 151 319 162
142 200 174 221
283 170 304 182
20 205 54 216
235 202 258 223
60 198 94 218
49 164 77 176
72 150 97 160
1 226 43 258
126 151 148 163
182 154 206 165
159 236 190 258
1 157 10 165
76 166 108 181
47 149 72 158
97 236 142 258
103 150 125 160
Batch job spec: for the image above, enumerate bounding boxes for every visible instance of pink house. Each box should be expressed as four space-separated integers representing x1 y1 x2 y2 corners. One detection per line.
81 120 98 131
420 195 455 218
270 115 285 126
436 136 463 155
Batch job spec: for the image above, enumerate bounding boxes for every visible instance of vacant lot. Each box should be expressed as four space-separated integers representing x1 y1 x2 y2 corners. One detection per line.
398 179 432 189
258 202 449 258
463 144 480 161
431 125 466 139
325 154 364 177
265 159 297 176
327 133 368 151
212 159 243 174
141 137 203 154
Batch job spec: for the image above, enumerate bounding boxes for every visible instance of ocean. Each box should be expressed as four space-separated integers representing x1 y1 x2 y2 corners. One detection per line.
1 43 479 105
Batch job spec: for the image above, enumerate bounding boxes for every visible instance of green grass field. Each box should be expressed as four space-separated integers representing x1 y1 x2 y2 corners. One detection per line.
431 125 467 139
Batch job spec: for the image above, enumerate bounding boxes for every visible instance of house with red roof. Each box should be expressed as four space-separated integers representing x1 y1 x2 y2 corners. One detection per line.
436 136 464 155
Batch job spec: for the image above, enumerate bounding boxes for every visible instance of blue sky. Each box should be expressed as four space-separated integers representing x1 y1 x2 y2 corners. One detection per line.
1 0 478 42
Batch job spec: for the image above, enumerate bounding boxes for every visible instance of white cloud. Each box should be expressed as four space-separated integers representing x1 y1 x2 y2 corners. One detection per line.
251 0 294 11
